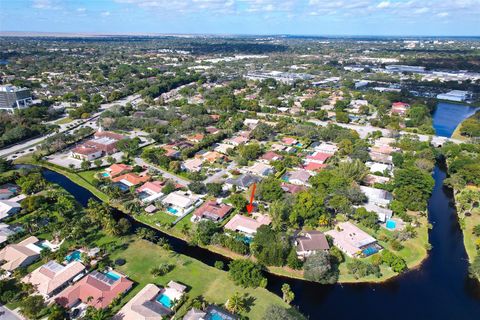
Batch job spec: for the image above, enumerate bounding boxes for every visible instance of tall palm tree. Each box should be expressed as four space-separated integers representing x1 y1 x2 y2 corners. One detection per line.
225 292 247 314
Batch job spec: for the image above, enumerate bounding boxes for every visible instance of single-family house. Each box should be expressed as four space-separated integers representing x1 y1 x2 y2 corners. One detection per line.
182 158 204 172
136 181 165 203
23 261 85 298
246 162 273 177
391 102 410 115
113 283 184 320
104 164 132 178
363 174 391 186
313 142 338 155
0 184 20 200
201 151 224 163
186 133 204 144
225 174 261 191
224 213 271 236
56 270 133 309
226 136 248 146
113 172 150 188
192 200 233 223
282 137 298 146
294 230 330 259
305 151 333 165
0 200 21 221
260 151 283 164
162 191 201 215
284 169 311 186
214 143 234 155
0 236 42 271
360 186 393 207
325 222 379 258
280 182 306 194
366 161 392 175
361 203 393 222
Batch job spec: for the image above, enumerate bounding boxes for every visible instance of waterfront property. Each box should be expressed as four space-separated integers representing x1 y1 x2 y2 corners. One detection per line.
294 230 330 259
113 282 185 319
161 191 202 216
326 222 379 258
22 260 85 298
192 200 233 223
224 213 271 236
56 270 133 309
0 200 21 220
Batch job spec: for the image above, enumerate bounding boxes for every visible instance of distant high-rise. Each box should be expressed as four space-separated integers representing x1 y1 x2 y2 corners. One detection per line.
0 85 33 112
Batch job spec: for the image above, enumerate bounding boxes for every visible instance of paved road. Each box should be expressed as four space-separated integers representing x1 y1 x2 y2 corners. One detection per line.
0 305 24 320
134 157 191 186
0 94 141 160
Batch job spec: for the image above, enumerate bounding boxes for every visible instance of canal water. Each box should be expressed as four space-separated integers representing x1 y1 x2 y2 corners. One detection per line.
432 102 479 137
39 102 480 320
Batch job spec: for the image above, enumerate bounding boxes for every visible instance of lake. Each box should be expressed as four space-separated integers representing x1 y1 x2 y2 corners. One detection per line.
432 102 479 137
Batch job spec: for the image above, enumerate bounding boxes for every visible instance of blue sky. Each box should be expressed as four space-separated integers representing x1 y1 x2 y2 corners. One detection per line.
1 0 479 36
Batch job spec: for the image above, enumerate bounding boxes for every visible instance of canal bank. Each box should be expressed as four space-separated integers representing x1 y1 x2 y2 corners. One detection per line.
38 162 480 320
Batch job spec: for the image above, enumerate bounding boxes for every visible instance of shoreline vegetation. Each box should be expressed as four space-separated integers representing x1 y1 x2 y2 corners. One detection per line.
16 156 432 285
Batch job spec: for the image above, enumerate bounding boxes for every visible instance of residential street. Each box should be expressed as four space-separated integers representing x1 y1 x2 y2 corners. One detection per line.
134 157 191 186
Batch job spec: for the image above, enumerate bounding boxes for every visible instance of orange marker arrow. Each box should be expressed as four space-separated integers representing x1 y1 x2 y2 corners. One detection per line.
246 183 256 214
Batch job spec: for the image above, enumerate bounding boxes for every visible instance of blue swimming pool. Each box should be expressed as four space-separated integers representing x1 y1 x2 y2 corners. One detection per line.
105 271 120 281
156 294 172 308
386 220 396 230
167 207 178 214
101 172 110 177
362 246 379 256
65 250 82 262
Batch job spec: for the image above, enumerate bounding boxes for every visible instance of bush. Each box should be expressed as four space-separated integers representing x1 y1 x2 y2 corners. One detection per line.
381 250 407 273
214 261 225 270
228 259 267 288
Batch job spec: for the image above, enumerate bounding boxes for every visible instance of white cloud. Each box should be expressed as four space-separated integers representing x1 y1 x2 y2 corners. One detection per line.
377 1 390 8
101 11 111 16
32 0 60 10
76 8 86 12
437 12 449 17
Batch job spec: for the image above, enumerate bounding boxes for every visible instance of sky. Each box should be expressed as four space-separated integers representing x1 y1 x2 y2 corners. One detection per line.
0 0 479 36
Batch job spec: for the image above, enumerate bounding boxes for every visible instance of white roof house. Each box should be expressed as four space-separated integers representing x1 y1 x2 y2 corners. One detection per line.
360 186 392 207
246 162 273 177
325 222 377 257
0 200 21 220
162 191 201 214
366 161 392 174
360 203 393 222
314 142 338 155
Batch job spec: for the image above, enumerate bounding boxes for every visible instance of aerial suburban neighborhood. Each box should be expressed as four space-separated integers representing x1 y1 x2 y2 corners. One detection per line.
0 1 480 320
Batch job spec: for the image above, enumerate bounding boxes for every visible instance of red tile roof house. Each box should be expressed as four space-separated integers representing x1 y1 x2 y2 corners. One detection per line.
391 102 410 116
112 172 150 187
191 200 233 223
303 162 327 173
56 270 133 309
305 151 333 165
281 137 298 146
136 181 165 203
105 164 133 178
186 133 205 144
280 182 306 194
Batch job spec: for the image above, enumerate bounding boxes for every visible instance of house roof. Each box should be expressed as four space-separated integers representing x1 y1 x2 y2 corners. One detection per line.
280 182 305 194
261 151 282 162
56 270 133 309
23 261 85 296
225 174 260 188
183 308 207 320
113 173 150 186
306 152 332 163
303 162 327 172
282 137 298 145
183 158 204 171
224 214 271 235
106 164 133 177
247 162 272 176
0 236 40 271
162 191 198 209
113 284 169 320
137 181 164 195
194 200 233 220
325 222 377 256
288 169 311 183
296 231 330 252
71 145 100 155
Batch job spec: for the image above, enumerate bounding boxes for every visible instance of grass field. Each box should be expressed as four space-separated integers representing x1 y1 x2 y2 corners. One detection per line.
110 239 289 319
455 186 480 263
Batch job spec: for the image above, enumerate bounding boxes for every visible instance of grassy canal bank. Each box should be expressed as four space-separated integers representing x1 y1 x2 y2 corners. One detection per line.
16 157 431 284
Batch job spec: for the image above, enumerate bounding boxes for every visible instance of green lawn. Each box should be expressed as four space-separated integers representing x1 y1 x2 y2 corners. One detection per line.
457 186 480 263
110 239 288 319
55 117 73 125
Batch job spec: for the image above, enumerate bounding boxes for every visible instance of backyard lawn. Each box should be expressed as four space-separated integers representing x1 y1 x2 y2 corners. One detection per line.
110 239 289 319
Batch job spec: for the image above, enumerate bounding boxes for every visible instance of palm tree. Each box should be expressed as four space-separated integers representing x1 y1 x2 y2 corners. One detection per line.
225 292 247 314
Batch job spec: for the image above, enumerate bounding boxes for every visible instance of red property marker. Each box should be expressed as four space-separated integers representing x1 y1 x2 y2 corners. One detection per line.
246 183 256 214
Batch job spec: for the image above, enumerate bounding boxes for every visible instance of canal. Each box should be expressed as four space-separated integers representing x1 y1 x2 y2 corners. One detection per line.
39 102 480 320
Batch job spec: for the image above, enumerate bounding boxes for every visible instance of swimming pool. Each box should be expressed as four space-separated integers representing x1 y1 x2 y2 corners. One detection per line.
167 207 178 214
386 220 396 230
105 271 121 281
156 294 172 308
362 246 379 257
65 250 82 262
113 182 129 192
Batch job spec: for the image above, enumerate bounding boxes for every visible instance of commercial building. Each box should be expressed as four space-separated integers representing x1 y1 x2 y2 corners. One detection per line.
0 85 33 112
436 90 471 102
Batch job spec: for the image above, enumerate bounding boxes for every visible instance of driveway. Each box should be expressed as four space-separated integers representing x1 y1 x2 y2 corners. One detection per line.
0 305 24 320
203 161 237 184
